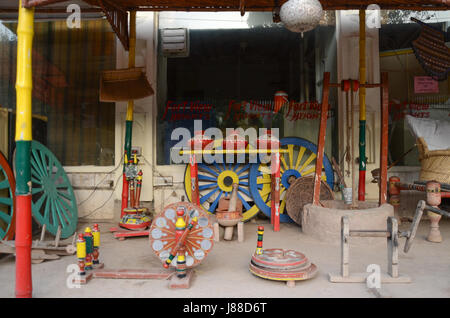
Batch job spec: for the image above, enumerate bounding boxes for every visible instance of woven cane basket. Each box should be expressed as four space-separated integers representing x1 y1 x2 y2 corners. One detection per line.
417 137 450 183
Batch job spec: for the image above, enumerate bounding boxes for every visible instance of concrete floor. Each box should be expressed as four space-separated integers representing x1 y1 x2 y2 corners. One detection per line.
1 216 450 298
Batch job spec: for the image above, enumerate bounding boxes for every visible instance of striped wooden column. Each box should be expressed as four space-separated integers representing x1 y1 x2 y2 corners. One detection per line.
358 9 367 201
15 0 34 298
121 11 136 217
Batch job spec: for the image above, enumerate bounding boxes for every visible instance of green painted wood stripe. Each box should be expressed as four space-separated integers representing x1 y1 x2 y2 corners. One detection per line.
359 120 366 171
15 140 31 195
124 120 133 170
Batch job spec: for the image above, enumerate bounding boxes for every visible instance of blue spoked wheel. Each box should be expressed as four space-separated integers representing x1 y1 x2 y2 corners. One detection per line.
249 137 335 223
184 156 260 221
29 141 78 238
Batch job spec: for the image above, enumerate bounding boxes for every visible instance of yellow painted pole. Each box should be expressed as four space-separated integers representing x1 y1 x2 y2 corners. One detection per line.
358 10 367 201
121 11 137 217
15 0 34 298
359 10 366 122
126 10 136 123
16 2 34 142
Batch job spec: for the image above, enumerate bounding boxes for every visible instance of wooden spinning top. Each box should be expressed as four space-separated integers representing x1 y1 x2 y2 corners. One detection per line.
249 226 318 287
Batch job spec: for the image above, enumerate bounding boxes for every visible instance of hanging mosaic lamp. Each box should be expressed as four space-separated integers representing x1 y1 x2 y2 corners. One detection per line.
280 0 324 34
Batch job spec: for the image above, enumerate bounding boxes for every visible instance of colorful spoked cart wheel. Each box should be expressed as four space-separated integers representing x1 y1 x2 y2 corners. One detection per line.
249 137 334 223
183 138 261 221
149 201 214 268
28 140 78 239
0 151 16 240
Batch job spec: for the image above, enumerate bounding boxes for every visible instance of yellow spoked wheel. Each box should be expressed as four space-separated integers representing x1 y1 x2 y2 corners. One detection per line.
249 137 335 223
183 140 263 221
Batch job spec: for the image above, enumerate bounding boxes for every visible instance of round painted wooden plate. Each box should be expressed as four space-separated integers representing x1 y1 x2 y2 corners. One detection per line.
149 201 214 268
249 261 318 281
249 248 318 281
251 248 310 270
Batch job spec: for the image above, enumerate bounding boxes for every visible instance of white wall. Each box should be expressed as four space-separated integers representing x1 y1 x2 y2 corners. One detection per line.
69 12 158 220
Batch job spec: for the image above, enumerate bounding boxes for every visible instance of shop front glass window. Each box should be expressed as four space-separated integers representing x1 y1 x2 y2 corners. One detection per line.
0 19 116 166
156 11 338 166
379 10 450 166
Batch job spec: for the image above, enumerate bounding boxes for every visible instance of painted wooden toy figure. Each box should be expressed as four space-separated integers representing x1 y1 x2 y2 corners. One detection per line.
162 207 200 279
76 234 86 276
73 224 104 284
83 227 94 270
175 207 187 278
256 226 264 255
92 224 101 266
119 156 152 231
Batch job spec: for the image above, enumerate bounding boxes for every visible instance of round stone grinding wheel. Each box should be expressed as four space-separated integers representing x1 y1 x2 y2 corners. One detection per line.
149 201 214 268
285 175 334 226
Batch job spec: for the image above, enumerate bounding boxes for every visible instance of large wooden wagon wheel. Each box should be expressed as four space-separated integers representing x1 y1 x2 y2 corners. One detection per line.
0 151 16 240
183 141 261 221
27 141 78 239
249 137 335 223
149 201 214 268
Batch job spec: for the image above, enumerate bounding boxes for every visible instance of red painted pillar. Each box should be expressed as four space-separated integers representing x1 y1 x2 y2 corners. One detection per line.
271 152 280 232
15 195 32 298
120 152 129 218
379 73 389 205
313 72 330 205
190 154 200 206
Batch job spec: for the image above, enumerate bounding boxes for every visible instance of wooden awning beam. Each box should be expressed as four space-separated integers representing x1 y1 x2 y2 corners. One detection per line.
19 0 450 51
22 0 450 11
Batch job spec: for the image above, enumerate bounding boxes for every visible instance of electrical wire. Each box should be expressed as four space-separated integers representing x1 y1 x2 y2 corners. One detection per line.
76 151 170 218
76 152 124 207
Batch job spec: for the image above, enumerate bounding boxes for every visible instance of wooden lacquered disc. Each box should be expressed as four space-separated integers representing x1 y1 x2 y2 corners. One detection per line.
249 262 318 281
251 248 309 270
149 201 214 268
